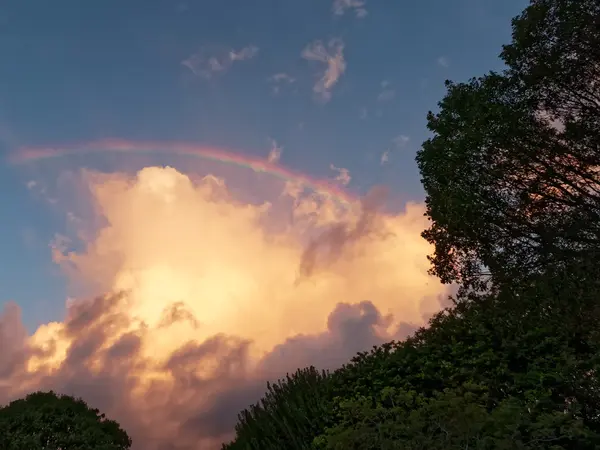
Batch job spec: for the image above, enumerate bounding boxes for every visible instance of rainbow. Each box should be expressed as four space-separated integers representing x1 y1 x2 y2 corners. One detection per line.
10 139 356 205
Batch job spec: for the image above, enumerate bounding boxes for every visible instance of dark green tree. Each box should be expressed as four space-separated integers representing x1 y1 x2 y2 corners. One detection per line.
316 384 599 450
224 264 600 449
0 391 132 450
416 0 600 289
222 367 332 450
316 267 600 448
502 0 600 134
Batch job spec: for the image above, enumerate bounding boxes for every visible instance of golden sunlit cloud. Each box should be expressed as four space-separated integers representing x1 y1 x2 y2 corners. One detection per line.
1 164 449 449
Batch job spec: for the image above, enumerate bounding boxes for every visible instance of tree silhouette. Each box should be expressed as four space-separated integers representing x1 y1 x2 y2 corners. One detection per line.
0 391 132 450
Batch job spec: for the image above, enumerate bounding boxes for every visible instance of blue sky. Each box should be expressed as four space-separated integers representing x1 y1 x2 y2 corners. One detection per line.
0 0 527 331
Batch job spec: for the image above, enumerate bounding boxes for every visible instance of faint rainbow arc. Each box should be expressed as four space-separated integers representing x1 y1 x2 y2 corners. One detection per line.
10 139 357 205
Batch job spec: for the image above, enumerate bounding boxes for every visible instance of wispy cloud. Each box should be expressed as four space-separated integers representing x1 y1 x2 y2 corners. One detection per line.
393 134 410 147
329 164 351 186
332 0 368 18
25 179 58 204
230 46 259 61
380 134 408 166
377 80 396 102
268 73 296 94
270 73 295 83
267 138 283 163
437 56 449 68
182 45 259 78
302 39 346 103
380 150 390 165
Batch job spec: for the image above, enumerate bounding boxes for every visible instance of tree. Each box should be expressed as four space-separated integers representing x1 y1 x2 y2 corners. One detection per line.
223 367 332 450
316 265 600 447
416 0 600 289
0 391 132 450
224 265 600 449
316 384 599 450
502 0 600 135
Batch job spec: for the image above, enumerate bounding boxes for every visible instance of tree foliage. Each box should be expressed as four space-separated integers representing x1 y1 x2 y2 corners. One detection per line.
317 385 597 450
222 367 332 450
502 0 600 130
318 270 600 448
416 0 600 288
226 264 600 448
0 391 132 450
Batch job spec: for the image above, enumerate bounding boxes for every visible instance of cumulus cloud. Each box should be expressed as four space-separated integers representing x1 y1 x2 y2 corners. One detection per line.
267 138 283 163
302 39 346 103
182 45 259 78
332 0 367 18
2 164 448 449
